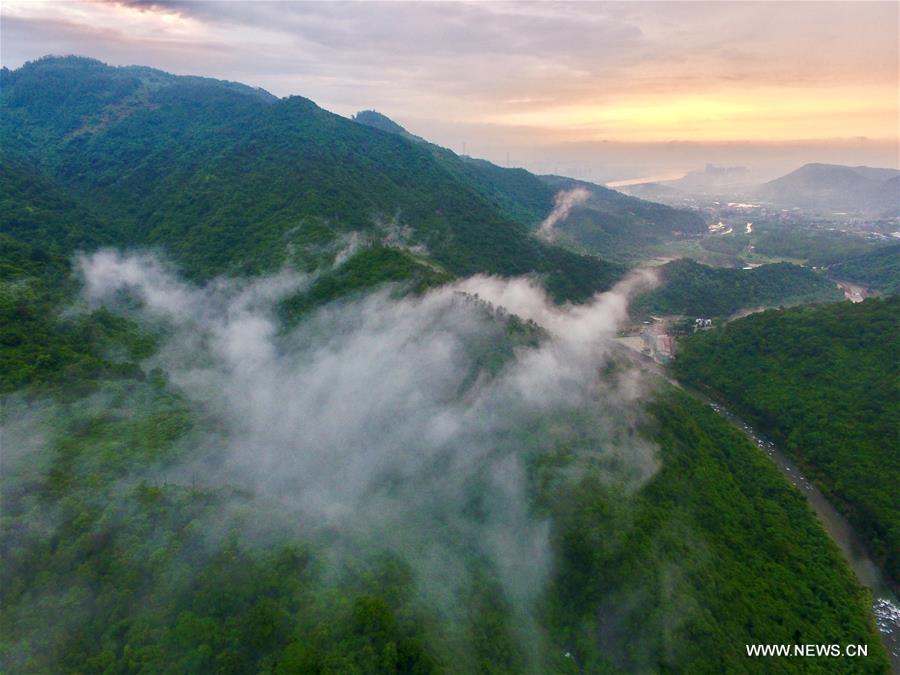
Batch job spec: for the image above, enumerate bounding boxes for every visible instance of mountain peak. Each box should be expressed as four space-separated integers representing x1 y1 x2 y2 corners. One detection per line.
353 110 407 134
757 162 900 215
352 110 424 142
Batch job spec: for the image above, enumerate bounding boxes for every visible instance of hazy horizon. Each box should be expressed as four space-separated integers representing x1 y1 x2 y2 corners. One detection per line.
3 1 898 182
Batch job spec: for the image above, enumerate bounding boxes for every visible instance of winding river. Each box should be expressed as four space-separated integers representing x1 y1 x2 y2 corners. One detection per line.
618 340 899 668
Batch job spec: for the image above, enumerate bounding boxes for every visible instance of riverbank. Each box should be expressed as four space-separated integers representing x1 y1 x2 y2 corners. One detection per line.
704 398 900 670
619 336 900 668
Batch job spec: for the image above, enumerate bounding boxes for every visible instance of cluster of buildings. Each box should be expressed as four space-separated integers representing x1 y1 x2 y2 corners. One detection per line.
641 326 675 364
636 317 713 364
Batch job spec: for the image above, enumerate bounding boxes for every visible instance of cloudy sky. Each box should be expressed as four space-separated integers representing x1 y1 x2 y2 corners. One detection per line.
3 1 898 179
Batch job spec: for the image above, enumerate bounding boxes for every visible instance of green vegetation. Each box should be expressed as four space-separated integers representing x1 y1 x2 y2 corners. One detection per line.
3 446 437 672
355 109 554 227
829 244 900 294
0 150 156 395
752 224 890 267
633 258 842 317
280 246 453 322
2 367 888 672
694 219 896 273
544 387 887 672
0 236 155 395
674 297 900 590
448 157 554 227
699 231 751 257
522 175 707 264
354 108 707 262
2 56 622 302
353 110 424 142
0 153 120 254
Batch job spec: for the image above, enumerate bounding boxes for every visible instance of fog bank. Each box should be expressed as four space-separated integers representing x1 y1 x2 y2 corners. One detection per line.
77 250 660 635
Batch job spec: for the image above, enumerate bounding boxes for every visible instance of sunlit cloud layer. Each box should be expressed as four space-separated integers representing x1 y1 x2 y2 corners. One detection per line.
2 1 898 175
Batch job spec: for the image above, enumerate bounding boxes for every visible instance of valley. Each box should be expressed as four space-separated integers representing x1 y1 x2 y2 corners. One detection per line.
1 52 898 674
706 401 900 669
616 334 900 667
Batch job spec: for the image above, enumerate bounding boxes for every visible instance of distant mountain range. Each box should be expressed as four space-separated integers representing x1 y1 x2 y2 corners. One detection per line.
618 164 757 203
756 163 900 216
621 162 900 218
666 164 753 194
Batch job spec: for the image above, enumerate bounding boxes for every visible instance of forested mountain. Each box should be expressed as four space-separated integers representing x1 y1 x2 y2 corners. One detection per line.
1 56 621 300
0 55 892 672
352 110 425 142
634 258 842 318
0 153 121 254
353 109 707 261
756 163 900 216
674 297 900 591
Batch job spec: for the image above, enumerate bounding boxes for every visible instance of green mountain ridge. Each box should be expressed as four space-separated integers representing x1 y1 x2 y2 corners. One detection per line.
2 56 622 300
829 243 900 294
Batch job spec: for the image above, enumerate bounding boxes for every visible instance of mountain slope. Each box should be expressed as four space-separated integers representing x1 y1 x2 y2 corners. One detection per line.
538 175 707 263
353 110 707 261
1 56 621 300
352 109 424 142
674 297 900 590
2 316 888 673
0 152 121 256
1 55 893 673
829 243 900 294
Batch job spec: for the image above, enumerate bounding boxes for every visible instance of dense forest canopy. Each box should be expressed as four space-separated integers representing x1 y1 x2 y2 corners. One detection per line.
2 262 888 672
352 105 708 257
674 297 900 592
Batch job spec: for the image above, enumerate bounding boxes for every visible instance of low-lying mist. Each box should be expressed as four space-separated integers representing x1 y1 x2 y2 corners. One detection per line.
76 249 660 653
